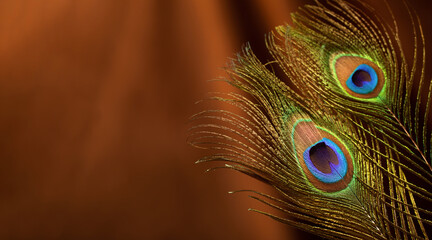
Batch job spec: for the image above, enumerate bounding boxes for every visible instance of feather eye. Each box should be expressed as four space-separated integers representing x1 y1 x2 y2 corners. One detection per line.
292 119 354 192
331 54 385 99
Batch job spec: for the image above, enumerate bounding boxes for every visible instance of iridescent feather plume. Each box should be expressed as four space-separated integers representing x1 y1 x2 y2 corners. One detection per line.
190 0 432 239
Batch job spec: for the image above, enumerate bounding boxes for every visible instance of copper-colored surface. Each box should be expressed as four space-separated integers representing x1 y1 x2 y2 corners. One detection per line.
0 1 301 239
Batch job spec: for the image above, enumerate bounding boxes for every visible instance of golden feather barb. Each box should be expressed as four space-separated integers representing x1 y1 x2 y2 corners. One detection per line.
190 0 432 239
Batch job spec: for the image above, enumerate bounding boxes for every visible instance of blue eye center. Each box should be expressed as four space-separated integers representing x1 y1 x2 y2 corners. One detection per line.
351 70 371 87
303 138 348 183
309 142 338 174
346 64 378 94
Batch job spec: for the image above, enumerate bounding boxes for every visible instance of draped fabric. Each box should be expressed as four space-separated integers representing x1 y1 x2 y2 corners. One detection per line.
0 0 430 239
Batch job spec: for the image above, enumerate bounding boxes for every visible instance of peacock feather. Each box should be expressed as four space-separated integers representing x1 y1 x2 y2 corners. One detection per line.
190 0 432 239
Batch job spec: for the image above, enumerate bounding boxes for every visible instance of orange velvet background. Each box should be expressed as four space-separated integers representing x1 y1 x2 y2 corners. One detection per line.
0 1 430 239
